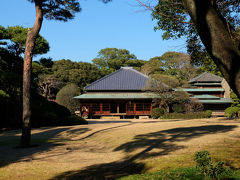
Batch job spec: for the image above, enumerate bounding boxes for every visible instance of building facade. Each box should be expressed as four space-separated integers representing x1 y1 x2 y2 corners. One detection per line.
74 67 156 118
75 69 232 118
183 72 232 116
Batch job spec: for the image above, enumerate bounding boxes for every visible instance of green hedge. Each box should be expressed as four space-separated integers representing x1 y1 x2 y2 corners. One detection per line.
162 112 207 119
225 107 240 119
205 110 212 118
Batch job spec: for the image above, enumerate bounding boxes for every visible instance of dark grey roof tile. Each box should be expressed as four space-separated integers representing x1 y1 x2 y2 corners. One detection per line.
189 72 223 83
85 67 149 91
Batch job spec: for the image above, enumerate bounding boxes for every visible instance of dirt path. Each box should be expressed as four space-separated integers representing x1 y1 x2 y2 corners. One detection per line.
0 118 240 180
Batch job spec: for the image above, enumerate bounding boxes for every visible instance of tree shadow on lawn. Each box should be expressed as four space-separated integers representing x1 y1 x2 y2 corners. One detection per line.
0 127 90 168
51 124 236 180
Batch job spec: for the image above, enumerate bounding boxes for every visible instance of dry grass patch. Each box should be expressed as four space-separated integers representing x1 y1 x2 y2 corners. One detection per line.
0 118 240 179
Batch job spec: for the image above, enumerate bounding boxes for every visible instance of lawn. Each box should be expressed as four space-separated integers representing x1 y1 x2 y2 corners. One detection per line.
0 118 240 179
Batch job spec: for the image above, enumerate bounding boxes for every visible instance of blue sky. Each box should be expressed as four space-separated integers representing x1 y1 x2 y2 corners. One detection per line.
0 0 186 63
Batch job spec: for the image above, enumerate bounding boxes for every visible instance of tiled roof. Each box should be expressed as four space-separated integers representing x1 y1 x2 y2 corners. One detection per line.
197 98 232 104
189 72 223 83
84 67 149 91
190 95 220 99
175 88 225 92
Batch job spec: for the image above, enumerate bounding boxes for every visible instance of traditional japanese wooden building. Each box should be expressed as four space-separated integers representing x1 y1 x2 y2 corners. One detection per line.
75 69 232 118
74 67 156 118
181 72 232 115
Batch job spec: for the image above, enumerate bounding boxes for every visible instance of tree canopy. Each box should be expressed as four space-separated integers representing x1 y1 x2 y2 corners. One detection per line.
20 0 112 146
0 26 49 56
137 0 240 98
92 48 139 73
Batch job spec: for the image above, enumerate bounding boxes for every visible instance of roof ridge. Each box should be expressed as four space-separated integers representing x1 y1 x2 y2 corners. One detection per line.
189 72 222 83
129 68 149 78
84 68 123 90
189 72 207 83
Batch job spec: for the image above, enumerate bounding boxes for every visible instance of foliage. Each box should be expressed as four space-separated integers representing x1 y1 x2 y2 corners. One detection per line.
0 90 10 98
145 78 189 111
140 56 164 75
0 92 84 129
150 74 180 88
56 83 79 113
186 34 221 76
0 26 49 56
39 57 54 68
162 112 207 119
225 107 240 119
125 59 146 71
173 104 184 113
159 51 197 81
52 59 102 90
151 108 165 119
141 52 198 81
0 47 23 98
27 0 81 21
230 91 240 108
118 167 204 180
67 115 88 125
152 0 240 47
38 74 63 99
119 167 240 180
92 48 138 73
184 99 204 112
205 110 212 118
194 151 226 178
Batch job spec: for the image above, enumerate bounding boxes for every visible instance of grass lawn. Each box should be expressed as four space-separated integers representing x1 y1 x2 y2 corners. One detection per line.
0 118 240 179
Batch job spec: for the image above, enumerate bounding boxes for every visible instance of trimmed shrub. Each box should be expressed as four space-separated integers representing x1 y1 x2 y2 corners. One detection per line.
173 104 184 113
32 94 87 127
56 83 79 113
66 115 88 125
151 108 165 119
205 110 212 118
225 107 240 119
162 112 207 119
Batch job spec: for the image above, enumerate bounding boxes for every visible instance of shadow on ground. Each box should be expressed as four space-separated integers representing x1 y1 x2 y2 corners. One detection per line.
0 126 90 168
88 120 132 124
51 124 236 180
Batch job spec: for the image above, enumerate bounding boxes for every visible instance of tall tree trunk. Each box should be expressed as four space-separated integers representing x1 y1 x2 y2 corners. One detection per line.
21 0 43 147
183 0 240 98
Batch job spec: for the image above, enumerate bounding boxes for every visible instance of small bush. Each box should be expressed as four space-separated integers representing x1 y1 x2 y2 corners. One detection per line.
173 104 184 113
66 115 88 125
56 83 79 113
151 108 165 119
194 150 226 178
205 110 212 118
194 151 212 175
162 112 207 119
225 107 240 119
185 99 204 112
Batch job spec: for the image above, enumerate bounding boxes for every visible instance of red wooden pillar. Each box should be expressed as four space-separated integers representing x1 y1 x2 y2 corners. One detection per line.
134 103 136 114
